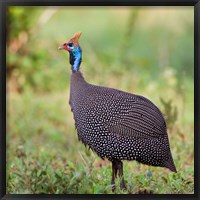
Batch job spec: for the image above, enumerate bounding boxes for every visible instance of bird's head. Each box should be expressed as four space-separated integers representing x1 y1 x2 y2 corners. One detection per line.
59 32 82 73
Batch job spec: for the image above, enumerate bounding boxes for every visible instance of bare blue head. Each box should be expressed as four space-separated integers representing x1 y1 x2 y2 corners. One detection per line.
68 44 82 73
58 32 82 73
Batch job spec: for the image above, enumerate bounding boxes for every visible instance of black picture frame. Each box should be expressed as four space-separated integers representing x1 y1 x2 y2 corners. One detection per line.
1 0 199 200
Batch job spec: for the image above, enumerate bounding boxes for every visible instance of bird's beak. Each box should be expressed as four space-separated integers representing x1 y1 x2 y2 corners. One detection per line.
58 45 64 50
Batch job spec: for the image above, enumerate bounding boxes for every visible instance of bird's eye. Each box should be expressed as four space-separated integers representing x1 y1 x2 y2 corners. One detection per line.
68 43 73 47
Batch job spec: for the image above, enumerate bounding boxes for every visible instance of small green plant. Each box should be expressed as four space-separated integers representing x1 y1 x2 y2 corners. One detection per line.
160 97 178 130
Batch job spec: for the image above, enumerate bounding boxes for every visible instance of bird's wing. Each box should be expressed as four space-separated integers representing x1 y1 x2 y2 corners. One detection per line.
107 93 167 139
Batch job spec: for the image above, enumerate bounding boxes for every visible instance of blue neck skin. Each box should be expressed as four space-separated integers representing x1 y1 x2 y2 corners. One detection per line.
70 46 82 73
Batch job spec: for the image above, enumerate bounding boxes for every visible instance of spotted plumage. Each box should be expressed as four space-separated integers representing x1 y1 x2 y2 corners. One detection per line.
59 32 177 191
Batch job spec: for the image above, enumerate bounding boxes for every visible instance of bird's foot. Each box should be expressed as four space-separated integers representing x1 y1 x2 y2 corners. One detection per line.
120 181 127 191
135 189 153 194
111 184 116 192
111 183 126 192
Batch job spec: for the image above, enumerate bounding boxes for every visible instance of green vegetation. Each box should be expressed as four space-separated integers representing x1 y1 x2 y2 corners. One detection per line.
6 7 194 194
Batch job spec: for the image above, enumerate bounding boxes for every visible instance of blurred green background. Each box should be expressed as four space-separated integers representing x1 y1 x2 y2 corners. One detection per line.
6 6 194 194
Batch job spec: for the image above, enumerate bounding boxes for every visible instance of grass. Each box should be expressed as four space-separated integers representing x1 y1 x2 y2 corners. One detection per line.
7 81 194 194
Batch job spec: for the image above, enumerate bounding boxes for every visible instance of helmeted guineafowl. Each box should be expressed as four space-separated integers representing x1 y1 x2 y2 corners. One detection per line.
59 32 177 191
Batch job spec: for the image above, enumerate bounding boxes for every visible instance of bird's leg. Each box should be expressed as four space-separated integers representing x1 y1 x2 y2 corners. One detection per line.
117 161 127 191
111 160 126 192
111 161 118 192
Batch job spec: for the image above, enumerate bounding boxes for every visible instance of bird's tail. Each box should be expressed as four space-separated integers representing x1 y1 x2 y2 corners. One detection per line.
164 153 177 173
